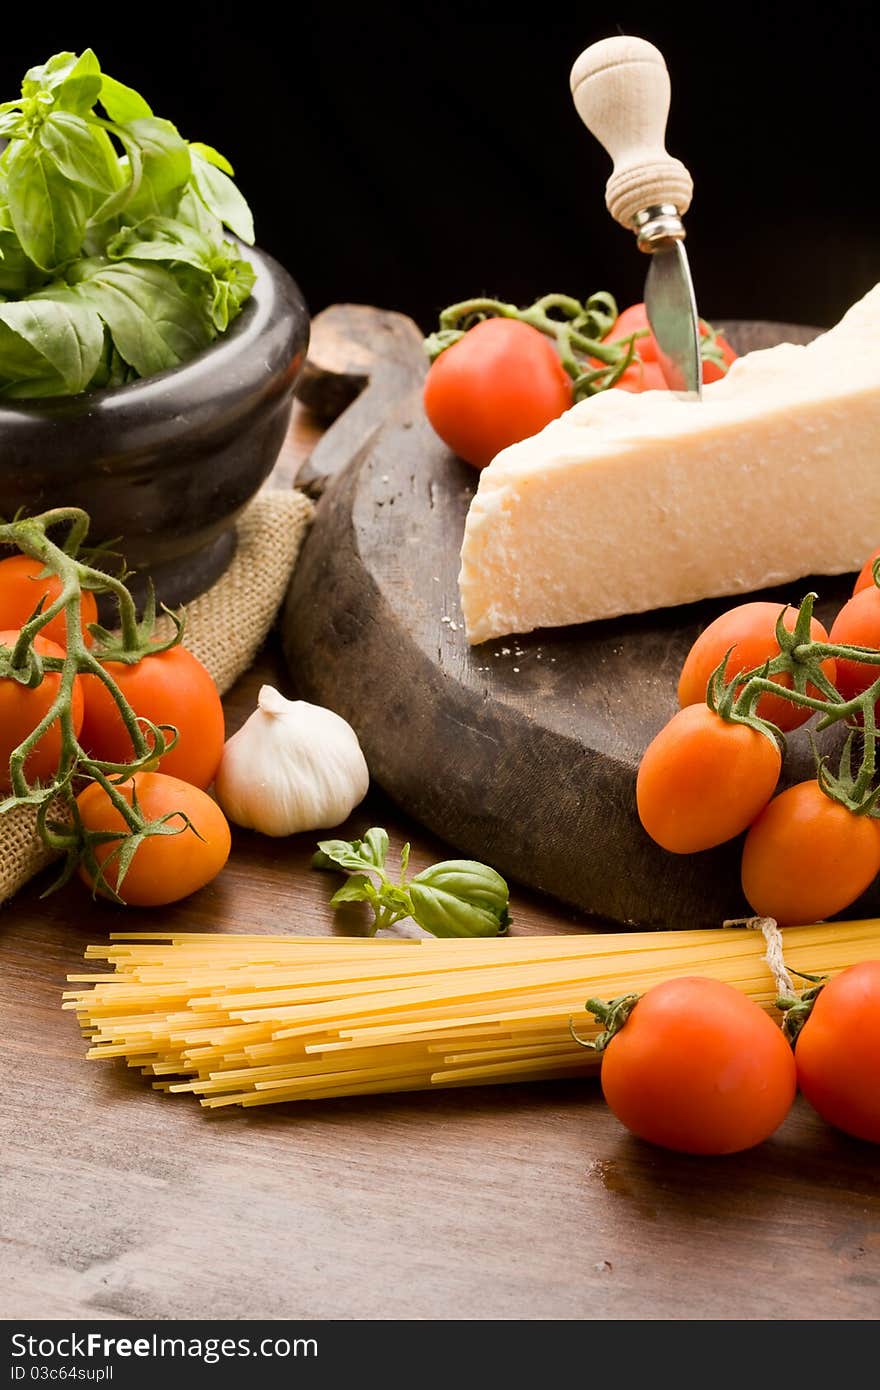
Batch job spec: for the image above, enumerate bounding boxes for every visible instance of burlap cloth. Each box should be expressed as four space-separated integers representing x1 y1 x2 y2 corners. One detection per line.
0 489 313 905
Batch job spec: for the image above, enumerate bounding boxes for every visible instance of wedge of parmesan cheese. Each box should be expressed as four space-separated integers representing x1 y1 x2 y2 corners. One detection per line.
459 285 880 645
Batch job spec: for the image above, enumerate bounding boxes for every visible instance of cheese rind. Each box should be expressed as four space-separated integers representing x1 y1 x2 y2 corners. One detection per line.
459 287 880 645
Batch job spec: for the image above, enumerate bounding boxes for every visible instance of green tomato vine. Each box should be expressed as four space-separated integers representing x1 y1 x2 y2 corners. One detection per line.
707 590 880 816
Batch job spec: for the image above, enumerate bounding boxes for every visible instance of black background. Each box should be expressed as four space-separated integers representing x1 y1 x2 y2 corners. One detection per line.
2 3 877 331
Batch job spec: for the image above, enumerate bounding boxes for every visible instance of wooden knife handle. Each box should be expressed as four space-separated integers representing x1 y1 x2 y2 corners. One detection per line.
570 36 693 232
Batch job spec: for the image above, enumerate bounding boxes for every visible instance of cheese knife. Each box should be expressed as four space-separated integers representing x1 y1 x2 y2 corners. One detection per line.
570 36 702 400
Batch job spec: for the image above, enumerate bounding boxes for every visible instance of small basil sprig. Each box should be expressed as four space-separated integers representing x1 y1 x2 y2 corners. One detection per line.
313 829 511 938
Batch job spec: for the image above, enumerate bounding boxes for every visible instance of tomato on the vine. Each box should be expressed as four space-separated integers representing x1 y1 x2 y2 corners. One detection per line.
829 588 880 703
741 781 880 925
0 630 83 791
0 554 98 649
637 704 781 853
596 976 796 1155
794 962 880 1143
80 645 225 790
423 317 573 469
678 601 836 732
76 772 231 906
599 303 738 392
853 547 880 595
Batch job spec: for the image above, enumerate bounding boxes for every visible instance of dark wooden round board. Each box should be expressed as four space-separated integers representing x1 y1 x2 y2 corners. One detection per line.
283 307 873 929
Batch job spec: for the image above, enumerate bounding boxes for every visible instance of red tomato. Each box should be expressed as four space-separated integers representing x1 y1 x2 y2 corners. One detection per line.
637 704 781 853
0 630 84 791
597 976 796 1155
678 601 836 732
423 318 573 468
597 303 738 391
80 645 225 790
76 772 231 906
612 358 669 394
0 554 98 649
741 781 880 925
795 962 880 1143
829 588 880 703
853 547 880 595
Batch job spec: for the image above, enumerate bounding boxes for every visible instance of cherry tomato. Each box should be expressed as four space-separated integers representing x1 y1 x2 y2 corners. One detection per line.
0 630 83 791
80 645 225 789
423 318 573 469
637 704 781 853
678 601 836 733
598 976 796 1155
597 303 738 391
853 547 880 595
0 554 98 649
611 358 670 394
76 771 231 905
829 588 880 704
741 781 880 925
795 962 880 1143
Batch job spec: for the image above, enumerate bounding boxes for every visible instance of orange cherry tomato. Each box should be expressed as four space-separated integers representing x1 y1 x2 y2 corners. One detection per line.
795 961 880 1143
596 303 738 392
598 976 796 1155
741 781 880 926
853 547 880 595
678 601 836 733
637 704 781 853
76 771 231 906
0 630 83 791
611 358 670 393
423 317 573 469
0 554 98 648
829 587 880 704
80 645 225 790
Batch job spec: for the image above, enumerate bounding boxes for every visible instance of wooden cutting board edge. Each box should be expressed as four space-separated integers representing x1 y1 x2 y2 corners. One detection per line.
281 307 873 929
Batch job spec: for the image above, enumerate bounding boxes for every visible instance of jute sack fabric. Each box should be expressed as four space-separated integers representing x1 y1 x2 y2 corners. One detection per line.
0 489 313 906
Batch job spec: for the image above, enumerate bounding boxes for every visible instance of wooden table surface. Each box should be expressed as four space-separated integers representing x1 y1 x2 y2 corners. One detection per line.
3 399 879 1323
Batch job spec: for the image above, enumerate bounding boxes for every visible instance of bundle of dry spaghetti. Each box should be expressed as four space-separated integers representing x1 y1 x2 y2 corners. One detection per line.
65 921 880 1108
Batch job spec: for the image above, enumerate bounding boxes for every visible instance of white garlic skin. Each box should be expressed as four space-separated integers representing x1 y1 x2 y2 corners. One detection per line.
215 685 370 837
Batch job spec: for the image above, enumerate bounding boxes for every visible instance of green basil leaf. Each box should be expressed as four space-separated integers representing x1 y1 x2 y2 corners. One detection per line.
0 319 53 384
6 139 90 269
87 135 142 227
408 882 508 938
329 874 375 907
97 73 153 123
38 112 119 194
314 839 376 874
361 828 390 870
190 148 254 244
0 112 24 138
119 118 190 221
175 185 223 241
410 860 511 917
86 327 135 390
189 141 234 176
72 260 213 378
0 227 43 294
106 215 212 269
0 293 103 395
107 219 255 334
19 50 101 116
22 51 78 96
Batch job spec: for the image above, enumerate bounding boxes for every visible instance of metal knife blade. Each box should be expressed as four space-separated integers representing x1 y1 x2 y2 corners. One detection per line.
644 239 702 400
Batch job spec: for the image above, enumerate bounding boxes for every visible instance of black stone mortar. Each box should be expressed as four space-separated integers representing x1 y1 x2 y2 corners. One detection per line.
0 244 309 612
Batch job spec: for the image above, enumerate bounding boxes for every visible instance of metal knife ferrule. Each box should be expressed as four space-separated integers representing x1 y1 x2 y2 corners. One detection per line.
634 205 687 252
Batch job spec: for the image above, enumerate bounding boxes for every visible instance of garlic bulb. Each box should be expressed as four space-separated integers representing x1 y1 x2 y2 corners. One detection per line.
214 686 370 836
